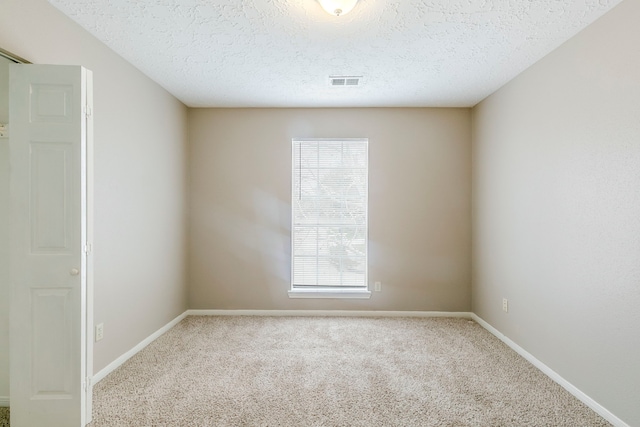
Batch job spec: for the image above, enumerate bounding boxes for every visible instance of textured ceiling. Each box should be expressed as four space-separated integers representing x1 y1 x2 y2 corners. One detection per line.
48 0 623 107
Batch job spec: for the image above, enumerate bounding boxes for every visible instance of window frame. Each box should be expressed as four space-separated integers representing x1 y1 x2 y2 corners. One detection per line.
288 138 371 299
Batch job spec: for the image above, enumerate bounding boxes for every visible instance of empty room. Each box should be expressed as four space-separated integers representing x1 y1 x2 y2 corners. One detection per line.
0 0 638 426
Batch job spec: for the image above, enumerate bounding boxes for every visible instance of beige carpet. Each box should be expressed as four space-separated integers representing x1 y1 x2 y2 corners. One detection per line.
0 407 7 427
90 316 610 426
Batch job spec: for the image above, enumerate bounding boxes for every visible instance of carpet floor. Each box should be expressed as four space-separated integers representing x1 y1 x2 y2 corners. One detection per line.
0 407 7 427
89 316 610 426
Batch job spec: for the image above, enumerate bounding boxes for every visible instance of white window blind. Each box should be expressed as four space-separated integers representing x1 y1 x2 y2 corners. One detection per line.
291 138 368 291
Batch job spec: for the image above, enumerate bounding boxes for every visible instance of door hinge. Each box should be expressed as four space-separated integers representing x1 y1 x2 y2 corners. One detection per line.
84 243 93 254
83 106 92 118
83 377 92 392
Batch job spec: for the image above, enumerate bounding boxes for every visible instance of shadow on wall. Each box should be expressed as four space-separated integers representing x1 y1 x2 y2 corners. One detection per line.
251 188 291 285
194 187 291 304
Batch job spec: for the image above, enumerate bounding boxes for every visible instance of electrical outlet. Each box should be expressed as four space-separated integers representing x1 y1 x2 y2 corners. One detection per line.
95 323 104 342
502 298 509 313
374 281 382 292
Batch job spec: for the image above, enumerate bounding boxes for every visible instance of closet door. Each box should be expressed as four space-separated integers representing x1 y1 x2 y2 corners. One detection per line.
10 64 93 427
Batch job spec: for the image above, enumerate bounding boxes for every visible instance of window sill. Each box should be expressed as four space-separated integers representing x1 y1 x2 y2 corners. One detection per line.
288 289 372 299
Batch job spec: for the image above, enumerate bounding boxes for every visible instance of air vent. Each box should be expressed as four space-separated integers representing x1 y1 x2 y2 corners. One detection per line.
329 76 362 87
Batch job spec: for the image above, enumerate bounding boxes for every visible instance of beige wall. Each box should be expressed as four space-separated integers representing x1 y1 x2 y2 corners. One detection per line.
189 108 471 311
471 0 640 425
0 0 189 394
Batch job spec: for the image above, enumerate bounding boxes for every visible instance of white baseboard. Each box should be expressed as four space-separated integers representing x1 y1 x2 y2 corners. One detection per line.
92 311 188 385
471 314 630 427
0 396 8 407
187 309 473 318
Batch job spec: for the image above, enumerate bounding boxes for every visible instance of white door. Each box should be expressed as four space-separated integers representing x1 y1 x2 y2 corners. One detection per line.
9 64 93 427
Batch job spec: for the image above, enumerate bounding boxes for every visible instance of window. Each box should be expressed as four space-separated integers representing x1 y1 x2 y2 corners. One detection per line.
290 138 370 298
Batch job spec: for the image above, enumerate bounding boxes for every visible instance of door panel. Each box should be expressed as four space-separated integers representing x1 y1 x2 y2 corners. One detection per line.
30 142 73 252
29 84 73 123
10 64 92 427
31 288 73 398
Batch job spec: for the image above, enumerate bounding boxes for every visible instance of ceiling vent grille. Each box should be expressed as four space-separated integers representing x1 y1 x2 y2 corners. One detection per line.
329 76 362 87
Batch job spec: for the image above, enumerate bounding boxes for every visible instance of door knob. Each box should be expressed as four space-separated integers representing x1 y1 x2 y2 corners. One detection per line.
70 268 80 276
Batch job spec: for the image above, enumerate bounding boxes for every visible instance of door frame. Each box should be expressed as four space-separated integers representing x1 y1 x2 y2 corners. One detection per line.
0 48 31 65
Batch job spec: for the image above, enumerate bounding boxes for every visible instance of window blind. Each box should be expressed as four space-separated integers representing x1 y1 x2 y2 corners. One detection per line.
291 139 368 289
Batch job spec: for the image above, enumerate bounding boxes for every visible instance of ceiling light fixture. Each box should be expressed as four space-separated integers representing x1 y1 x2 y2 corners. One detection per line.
318 0 359 17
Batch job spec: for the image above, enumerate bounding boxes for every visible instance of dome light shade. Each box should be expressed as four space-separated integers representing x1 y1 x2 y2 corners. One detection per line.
318 0 359 16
